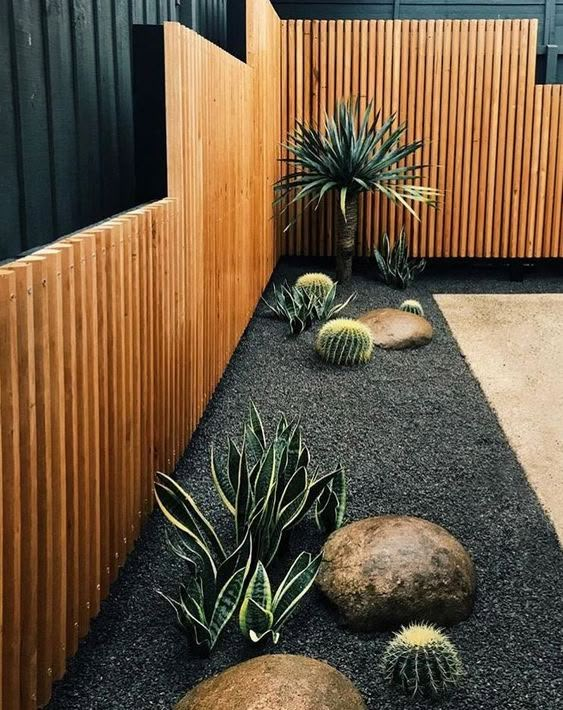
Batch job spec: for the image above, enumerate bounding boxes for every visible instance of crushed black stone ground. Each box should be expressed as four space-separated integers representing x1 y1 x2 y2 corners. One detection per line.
48 259 563 710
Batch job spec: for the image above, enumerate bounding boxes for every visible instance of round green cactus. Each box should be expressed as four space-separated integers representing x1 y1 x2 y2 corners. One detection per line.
295 272 335 299
381 622 463 698
315 318 373 366
399 299 424 317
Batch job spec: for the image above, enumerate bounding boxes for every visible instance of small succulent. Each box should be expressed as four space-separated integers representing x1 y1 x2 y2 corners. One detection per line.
315 318 373 366
239 552 322 644
373 228 426 289
314 466 347 533
262 281 318 334
381 623 463 698
295 272 335 299
262 281 356 335
399 299 424 317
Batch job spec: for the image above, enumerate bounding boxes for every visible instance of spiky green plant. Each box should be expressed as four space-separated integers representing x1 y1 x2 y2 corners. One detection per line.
313 283 356 322
262 281 356 335
211 403 345 566
262 282 318 335
275 99 439 282
316 318 373 366
381 623 463 698
295 272 334 299
399 299 424 317
314 466 347 533
155 475 253 655
239 552 322 644
374 229 426 289
156 405 349 654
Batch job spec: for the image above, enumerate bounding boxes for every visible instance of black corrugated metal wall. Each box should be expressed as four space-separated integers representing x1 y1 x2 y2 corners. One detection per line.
0 0 231 261
273 1 563 82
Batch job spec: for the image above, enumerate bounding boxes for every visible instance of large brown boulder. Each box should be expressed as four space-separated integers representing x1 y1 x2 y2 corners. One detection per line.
175 654 366 710
316 516 476 631
358 308 433 349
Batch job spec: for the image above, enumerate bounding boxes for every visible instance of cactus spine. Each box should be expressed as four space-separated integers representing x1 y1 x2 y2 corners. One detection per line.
381 623 463 698
399 299 424 317
295 272 335 299
316 318 373 366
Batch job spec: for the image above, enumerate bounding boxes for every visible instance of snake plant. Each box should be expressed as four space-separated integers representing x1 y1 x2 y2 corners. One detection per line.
262 281 356 335
239 552 322 644
314 466 347 533
155 473 253 654
212 403 345 566
373 229 426 289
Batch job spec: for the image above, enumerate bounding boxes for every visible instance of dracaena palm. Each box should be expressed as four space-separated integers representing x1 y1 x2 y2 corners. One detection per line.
275 99 439 282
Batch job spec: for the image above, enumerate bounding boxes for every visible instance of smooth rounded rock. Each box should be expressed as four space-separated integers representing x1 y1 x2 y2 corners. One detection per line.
316 516 476 631
175 654 366 710
358 308 433 349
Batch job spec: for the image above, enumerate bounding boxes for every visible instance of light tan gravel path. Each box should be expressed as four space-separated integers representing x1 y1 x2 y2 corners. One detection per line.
435 293 563 544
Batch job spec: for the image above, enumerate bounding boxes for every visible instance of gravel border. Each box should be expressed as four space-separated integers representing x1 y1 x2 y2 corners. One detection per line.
48 259 563 710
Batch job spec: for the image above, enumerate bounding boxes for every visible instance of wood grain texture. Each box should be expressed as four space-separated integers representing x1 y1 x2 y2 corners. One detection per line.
281 18 563 258
0 2 280 708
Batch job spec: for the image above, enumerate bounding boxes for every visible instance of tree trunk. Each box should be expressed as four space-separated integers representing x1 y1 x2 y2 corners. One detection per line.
335 193 358 283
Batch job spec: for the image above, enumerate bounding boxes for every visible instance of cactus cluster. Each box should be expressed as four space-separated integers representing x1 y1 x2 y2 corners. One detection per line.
381 622 463 698
316 318 373 366
399 299 424 317
295 272 335 298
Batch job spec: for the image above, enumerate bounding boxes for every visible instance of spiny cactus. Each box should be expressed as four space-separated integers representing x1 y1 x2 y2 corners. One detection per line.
399 299 424 317
295 272 335 298
381 623 463 698
316 318 373 366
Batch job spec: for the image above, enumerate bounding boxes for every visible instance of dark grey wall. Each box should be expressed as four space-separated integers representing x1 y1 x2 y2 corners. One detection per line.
0 0 233 262
273 0 563 83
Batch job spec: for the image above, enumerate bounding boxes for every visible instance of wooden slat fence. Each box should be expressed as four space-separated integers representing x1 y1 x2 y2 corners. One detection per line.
281 19 563 258
0 1 280 708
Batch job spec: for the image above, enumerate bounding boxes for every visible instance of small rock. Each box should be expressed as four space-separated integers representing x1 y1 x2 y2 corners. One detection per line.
358 308 433 349
316 515 476 630
174 654 367 709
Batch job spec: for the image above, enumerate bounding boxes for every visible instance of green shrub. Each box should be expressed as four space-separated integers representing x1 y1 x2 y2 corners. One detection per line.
295 272 334 299
316 318 373 366
239 552 322 644
399 299 424 317
374 229 426 289
381 622 463 697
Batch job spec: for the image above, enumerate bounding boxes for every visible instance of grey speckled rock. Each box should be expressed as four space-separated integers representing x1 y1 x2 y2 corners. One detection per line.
174 654 367 710
358 308 433 349
316 516 476 630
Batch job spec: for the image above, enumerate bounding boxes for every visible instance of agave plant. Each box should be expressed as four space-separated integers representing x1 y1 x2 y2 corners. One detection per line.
262 281 356 335
275 99 439 282
262 281 318 334
155 474 253 654
211 403 345 566
373 229 426 289
239 552 322 644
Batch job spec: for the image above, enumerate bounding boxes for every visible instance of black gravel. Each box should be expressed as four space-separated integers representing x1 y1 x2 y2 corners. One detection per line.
48 259 563 710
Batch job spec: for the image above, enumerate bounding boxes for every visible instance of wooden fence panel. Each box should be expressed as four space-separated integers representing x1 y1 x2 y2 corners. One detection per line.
0 2 281 708
281 18 563 259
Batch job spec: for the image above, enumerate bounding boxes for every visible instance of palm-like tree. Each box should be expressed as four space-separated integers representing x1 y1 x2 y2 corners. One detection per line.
275 99 439 282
